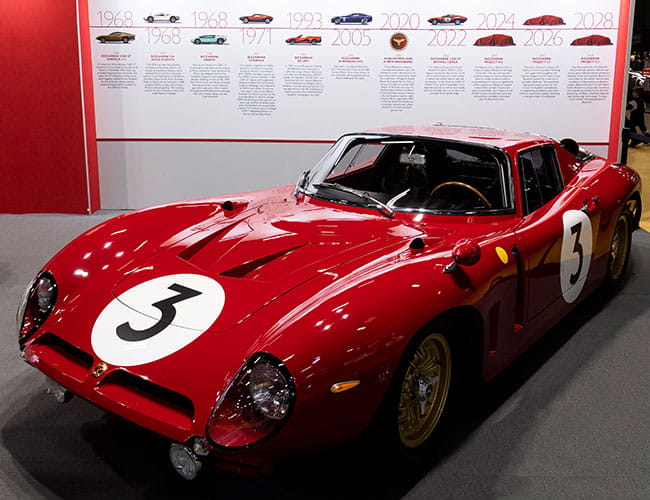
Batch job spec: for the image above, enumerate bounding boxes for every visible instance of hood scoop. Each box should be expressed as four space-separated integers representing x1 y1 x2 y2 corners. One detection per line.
219 245 305 279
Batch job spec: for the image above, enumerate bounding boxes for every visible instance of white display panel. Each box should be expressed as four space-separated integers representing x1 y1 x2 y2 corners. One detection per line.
89 0 627 147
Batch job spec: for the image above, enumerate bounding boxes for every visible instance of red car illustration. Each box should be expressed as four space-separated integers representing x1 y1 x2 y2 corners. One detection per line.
286 35 321 45
428 14 468 25
524 15 565 25
571 34 613 46
474 34 516 46
17 126 641 480
239 14 273 24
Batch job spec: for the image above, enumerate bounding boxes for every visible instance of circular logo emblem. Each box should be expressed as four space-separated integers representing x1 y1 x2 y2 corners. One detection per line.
390 32 408 51
91 274 225 366
560 210 593 303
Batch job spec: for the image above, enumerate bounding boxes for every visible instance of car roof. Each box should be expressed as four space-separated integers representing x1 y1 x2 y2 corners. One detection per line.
361 125 551 150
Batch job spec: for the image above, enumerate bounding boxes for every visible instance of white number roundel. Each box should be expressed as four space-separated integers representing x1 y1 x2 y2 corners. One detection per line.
560 210 592 303
91 274 225 366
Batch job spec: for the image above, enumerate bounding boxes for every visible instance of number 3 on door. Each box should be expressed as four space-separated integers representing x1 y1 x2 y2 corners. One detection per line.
560 210 593 303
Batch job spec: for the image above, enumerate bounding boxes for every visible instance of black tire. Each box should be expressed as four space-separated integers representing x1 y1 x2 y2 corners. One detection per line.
264 18 271 24
242 18 249 23
431 19 439 25
334 18 341 24
170 16 177 23
289 40 295 44
454 19 461 25
216 38 224 45
193 39 201 44
311 39 318 44
122 37 129 43
361 18 368 25
99 37 106 43
147 16 154 23
604 209 632 291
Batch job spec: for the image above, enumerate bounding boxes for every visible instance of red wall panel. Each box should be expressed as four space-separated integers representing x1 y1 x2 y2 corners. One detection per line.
0 1 99 213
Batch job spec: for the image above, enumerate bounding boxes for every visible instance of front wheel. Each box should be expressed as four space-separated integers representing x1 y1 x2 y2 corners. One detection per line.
396 332 452 448
604 209 632 290
169 16 177 23
216 38 224 45
122 37 129 43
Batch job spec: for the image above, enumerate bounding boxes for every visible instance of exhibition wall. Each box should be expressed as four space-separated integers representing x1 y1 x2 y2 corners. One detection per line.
1 1 100 214
0 0 635 212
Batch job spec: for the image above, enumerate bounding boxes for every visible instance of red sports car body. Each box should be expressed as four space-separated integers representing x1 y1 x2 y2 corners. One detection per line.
286 35 321 45
428 14 467 25
524 15 565 25
17 126 641 479
571 34 613 46
474 34 516 46
239 14 273 24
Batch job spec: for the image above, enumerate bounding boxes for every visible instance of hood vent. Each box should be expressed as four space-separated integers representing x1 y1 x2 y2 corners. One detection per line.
178 222 242 262
220 245 305 279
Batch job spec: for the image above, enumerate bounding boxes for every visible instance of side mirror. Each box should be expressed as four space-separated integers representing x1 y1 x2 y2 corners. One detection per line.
443 239 481 273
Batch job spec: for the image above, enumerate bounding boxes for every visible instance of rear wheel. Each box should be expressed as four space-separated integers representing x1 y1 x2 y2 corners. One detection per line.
604 209 632 289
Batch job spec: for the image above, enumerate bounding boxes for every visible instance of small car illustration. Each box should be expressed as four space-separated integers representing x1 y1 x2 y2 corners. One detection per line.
17 126 641 480
96 32 135 43
191 35 227 45
144 13 179 23
331 13 372 25
428 14 468 25
239 14 273 24
524 15 565 25
474 34 516 46
571 34 613 46
286 35 321 45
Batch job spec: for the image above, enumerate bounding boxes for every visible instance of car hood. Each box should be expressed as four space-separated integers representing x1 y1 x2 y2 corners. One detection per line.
112 199 426 332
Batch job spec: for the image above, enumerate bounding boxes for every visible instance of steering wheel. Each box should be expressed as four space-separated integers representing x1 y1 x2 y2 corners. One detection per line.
429 181 492 209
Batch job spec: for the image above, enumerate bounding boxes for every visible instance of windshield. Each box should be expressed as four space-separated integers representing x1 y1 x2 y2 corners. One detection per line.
301 134 514 215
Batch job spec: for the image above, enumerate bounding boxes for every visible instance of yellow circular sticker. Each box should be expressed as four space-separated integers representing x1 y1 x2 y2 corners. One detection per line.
496 246 509 264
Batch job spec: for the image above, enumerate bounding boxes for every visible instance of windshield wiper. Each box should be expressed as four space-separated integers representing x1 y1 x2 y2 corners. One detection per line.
313 182 394 218
294 171 310 199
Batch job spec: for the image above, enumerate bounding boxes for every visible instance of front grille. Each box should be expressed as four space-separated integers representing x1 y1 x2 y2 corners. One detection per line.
97 370 194 430
31 333 94 382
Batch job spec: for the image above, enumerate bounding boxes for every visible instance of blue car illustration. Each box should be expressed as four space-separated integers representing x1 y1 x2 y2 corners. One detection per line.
331 13 372 25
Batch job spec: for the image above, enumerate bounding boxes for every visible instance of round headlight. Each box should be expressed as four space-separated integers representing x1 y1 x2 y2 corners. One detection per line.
17 271 57 341
207 353 295 448
249 360 292 420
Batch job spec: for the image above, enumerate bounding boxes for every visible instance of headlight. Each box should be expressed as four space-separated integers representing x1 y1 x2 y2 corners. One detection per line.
17 271 57 342
207 353 295 448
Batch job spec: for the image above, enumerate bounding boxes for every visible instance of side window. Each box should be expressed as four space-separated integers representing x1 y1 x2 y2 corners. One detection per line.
518 146 563 214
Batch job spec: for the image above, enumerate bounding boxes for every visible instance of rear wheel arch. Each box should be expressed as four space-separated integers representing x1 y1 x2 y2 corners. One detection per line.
626 192 642 230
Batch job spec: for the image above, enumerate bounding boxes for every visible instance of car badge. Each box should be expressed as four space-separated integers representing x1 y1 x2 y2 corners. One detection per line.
390 32 408 51
92 362 108 378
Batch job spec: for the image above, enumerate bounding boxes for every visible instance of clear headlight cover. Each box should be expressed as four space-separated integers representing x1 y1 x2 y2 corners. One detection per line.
17 271 57 341
207 353 295 448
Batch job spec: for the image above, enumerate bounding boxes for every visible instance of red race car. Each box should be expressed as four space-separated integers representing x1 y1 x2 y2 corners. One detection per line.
428 14 467 25
17 127 641 480
286 34 321 45
239 14 273 24
524 15 565 25
571 34 613 46
474 34 516 46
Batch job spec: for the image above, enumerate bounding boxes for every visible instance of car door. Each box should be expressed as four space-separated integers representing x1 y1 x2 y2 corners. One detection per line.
512 144 600 343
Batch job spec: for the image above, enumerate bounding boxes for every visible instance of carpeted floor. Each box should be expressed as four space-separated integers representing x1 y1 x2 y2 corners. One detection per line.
0 210 648 499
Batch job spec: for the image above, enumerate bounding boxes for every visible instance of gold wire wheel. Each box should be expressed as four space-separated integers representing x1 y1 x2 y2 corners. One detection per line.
397 333 452 448
609 213 630 281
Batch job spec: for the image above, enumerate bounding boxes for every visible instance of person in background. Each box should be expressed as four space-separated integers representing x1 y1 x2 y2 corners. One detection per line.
626 87 649 146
